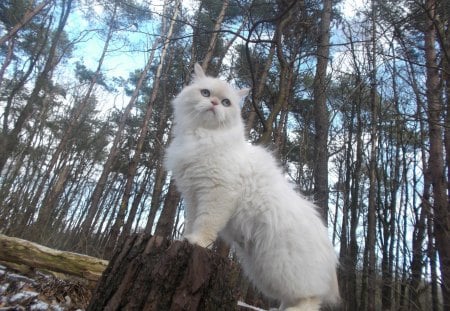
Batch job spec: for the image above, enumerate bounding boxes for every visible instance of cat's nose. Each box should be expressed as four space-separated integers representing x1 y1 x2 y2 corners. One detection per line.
211 98 219 106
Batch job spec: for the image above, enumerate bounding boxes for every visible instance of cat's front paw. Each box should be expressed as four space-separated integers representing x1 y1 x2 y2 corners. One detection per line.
184 233 214 249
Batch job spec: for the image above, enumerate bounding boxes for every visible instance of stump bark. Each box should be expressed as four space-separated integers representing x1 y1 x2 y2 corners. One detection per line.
87 234 241 311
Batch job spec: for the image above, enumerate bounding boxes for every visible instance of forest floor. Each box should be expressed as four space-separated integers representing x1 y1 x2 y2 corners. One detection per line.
0 264 91 310
0 263 268 311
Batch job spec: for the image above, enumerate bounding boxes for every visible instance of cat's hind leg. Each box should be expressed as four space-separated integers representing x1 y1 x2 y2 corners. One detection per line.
280 297 321 311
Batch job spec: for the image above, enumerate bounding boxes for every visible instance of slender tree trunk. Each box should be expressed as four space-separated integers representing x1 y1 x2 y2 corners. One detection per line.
215 16 248 73
79 39 159 242
0 0 73 172
201 0 229 71
427 213 440 311
406 60 430 310
154 180 181 238
121 166 152 239
257 4 295 146
409 206 427 311
331 158 343 246
338 105 351 310
381 49 402 311
0 38 15 87
1 25 47 136
444 13 450 237
441 13 450 306
145 162 167 234
364 82 378 306
424 0 450 308
104 0 181 257
32 1 119 236
245 38 276 136
312 0 332 221
364 3 378 308
349 109 362 311
5 117 52 236
0 0 52 46
343 34 364 309
142 76 171 235
258 64 293 145
399 138 410 310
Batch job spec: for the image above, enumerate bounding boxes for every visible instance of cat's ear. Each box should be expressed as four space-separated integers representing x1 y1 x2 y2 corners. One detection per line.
237 88 250 98
193 63 206 79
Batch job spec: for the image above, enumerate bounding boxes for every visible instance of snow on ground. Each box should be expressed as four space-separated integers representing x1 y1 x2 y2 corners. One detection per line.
0 264 90 310
0 263 271 311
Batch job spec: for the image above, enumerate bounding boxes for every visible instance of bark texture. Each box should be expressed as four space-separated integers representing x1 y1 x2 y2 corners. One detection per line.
88 234 240 311
0 234 107 284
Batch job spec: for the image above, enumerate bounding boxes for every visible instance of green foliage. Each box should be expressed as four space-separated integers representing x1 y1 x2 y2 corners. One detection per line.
0 0 33 29
74 61 112 91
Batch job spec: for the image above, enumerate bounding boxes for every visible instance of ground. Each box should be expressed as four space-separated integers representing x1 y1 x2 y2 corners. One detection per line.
0 264 91 310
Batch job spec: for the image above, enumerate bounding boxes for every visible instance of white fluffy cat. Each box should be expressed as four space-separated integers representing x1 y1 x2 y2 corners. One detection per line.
165 64 339 311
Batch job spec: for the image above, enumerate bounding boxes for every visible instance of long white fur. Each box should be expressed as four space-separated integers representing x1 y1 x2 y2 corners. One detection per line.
165 64 340 310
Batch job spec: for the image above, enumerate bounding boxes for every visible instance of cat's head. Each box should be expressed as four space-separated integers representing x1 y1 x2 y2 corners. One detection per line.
172 63 249 131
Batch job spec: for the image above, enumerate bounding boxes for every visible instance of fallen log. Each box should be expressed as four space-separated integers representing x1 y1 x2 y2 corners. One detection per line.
0 234 108 284
88 234 241 311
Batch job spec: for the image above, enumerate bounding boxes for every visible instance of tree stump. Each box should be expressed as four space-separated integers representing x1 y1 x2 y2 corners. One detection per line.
87 234 241 311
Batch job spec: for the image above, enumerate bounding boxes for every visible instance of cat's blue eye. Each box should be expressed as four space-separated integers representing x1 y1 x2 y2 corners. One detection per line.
221 99 231 107
200 89 210 97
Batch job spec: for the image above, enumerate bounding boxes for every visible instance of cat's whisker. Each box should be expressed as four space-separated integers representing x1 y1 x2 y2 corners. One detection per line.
184 107 203 124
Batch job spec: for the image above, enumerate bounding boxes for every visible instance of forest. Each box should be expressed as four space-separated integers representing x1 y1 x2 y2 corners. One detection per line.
0 0 449 310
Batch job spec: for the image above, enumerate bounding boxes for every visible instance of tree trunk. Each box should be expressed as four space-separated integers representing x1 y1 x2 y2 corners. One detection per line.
444 11 450 243
202 0 229 71
257 5 295 146
427 212 440 311
424 0 450 308
104 0 181 258
408 77 430 310
258 64 293 145
79 39 158 241
0 0 51 46
338 29 364 310
312 0 332 221
244 38 276 137
121 166 152 239
381 54 402 310
145 161 167 234
363 2 378 308
32 0 119 237
0 0 73 172
0 234 107 286
215 16 248 74
0 38 14 87
154 180 181 239
88 235 240 311
1 29 44 136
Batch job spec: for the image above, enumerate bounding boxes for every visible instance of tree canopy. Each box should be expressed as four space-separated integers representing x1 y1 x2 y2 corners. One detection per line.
0 0 449 309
